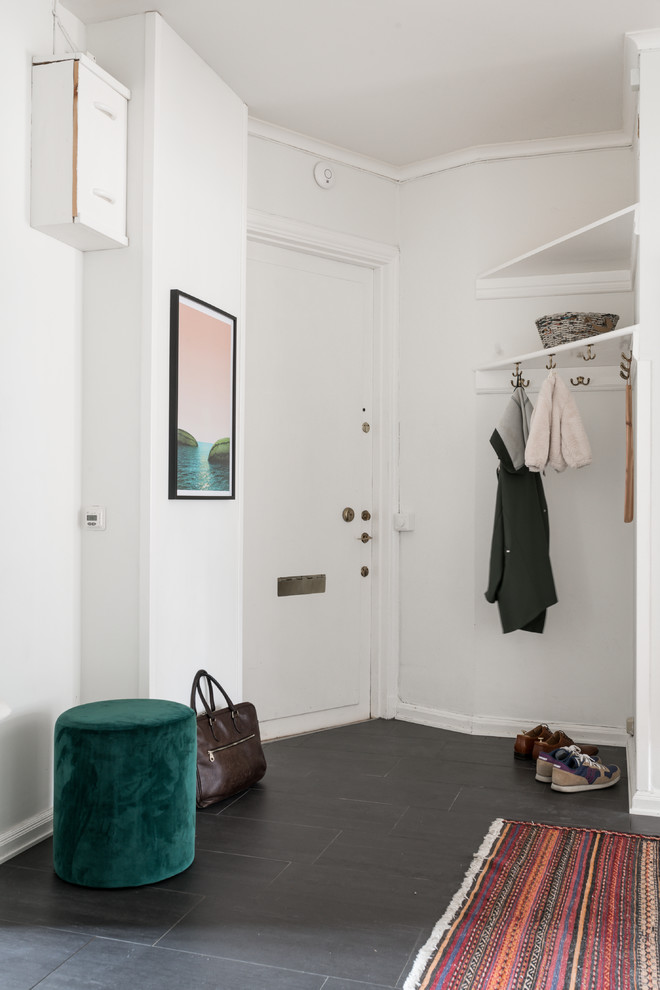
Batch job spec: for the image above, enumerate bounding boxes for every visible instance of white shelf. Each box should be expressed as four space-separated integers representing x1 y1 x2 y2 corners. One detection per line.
476 205 638 299
475 325 636 394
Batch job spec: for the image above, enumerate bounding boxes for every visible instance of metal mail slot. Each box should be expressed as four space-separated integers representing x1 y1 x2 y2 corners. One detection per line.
277 574 326 597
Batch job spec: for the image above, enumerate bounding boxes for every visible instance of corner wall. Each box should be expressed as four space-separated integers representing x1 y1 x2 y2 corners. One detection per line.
0 0 83 859
397 147 637 741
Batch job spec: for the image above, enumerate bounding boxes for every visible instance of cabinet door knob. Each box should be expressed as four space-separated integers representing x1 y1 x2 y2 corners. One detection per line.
93 101 117 120
92 188 116 205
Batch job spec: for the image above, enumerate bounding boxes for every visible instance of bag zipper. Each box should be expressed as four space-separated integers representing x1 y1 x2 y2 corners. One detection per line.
208 733 256 762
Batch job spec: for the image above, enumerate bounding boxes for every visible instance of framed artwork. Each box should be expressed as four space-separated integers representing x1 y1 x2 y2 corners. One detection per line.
169 289 236 499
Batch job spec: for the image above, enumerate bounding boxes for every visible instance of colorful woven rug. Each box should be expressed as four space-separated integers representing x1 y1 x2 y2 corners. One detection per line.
404 818 660 990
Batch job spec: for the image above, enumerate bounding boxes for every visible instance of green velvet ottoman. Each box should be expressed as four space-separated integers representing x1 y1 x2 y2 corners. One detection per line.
53 699 196 888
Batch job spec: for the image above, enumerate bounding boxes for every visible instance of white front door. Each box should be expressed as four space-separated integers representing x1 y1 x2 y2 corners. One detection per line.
243 242 374 738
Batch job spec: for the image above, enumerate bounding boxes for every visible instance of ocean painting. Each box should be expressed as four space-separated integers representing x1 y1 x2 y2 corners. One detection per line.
169 291 236 499
177 436 230 492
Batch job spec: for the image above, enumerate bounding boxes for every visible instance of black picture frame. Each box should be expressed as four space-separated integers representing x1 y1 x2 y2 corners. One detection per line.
168 289 237 500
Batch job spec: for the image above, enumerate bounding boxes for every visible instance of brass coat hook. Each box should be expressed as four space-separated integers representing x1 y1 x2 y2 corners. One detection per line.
581 344 596 362
570 375 591 387
511 362 530 389
545 354 557 370
620 350 633 381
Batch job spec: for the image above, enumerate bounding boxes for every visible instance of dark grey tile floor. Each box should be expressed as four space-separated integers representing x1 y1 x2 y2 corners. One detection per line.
1 718 658 989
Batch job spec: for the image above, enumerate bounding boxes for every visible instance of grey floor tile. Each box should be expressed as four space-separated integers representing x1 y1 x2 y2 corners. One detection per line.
287 768 459 811
0 864 202 942
262 743 399 777
262 860 453 930
448 771 632 822
195 808 339 861
391 805 500 851
314 824 471 883
629 814 660 836
385 754 536 790
291 723 448 760
0 922 90 990
8 836 54 872
33 936 326 990
155 846 290 896
323 980 397 989
158 891 422 986
220 786 409 833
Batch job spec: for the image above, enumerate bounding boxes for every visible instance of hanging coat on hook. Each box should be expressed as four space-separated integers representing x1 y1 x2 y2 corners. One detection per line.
485 387 557 634
524 370 592 473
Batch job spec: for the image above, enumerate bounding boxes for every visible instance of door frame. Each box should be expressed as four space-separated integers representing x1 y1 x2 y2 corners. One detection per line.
246 209 400 719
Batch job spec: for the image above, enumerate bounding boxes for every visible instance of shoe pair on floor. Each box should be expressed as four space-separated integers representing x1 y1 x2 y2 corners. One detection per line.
514 722 600 762
536 744 621 793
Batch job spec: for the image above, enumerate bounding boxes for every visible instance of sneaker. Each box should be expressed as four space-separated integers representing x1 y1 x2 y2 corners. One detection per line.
514 723 552 760
550 751 621 793
532 730 599 762
535 745 582 783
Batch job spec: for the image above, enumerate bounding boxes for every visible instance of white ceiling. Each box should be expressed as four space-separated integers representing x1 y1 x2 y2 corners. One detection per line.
64 0 660 167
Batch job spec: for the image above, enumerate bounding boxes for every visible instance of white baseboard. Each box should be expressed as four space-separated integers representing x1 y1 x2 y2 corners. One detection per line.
395 702 629 748
627 733 637 811
629 789 660 818
260 709 371 742
0 809 53 865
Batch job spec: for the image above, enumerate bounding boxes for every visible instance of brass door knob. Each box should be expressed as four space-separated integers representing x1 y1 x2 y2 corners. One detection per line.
357 532 373 543
342 507 355 522
361 566 369 577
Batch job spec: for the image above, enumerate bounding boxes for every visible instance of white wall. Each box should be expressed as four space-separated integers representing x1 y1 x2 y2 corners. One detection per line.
81 15 146 702
0 0 83 858
248 135 398 244
632 40 660 810
146 16 247 705
83 13 247 707
397 148 637 739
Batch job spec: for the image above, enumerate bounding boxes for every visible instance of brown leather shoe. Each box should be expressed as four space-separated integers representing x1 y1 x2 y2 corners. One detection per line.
514 723 552 760
532 730 599 761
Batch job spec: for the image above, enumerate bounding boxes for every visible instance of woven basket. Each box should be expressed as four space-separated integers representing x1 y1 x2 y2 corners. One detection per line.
535 312 619 349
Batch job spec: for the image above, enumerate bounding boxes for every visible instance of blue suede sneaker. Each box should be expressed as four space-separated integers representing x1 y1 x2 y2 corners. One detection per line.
535 745 581 783
550 750 620 793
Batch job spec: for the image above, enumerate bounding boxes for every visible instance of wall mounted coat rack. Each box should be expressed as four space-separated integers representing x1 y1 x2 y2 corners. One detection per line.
475 326 636 394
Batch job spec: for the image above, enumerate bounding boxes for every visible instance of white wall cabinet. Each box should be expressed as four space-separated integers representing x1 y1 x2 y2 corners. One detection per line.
31 53 130 250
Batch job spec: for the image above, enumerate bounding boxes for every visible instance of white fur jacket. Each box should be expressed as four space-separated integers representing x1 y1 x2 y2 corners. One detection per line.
525 370 592 472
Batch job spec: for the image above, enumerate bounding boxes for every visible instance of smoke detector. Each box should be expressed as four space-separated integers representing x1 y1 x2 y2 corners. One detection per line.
314 161 336 189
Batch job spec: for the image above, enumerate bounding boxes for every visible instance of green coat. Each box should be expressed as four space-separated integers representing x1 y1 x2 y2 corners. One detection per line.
485 408 558 634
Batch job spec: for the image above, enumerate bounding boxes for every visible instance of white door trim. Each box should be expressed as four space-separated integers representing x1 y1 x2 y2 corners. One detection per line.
246 210 400 720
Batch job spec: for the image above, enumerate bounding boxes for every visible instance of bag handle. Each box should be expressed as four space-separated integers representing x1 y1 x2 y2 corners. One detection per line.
190 669 237 717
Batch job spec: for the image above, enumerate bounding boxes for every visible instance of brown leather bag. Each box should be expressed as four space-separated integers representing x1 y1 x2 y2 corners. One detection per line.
190 669 267 808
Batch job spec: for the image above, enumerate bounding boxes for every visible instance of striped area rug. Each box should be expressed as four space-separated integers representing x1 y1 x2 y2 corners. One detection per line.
404 818 660 990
